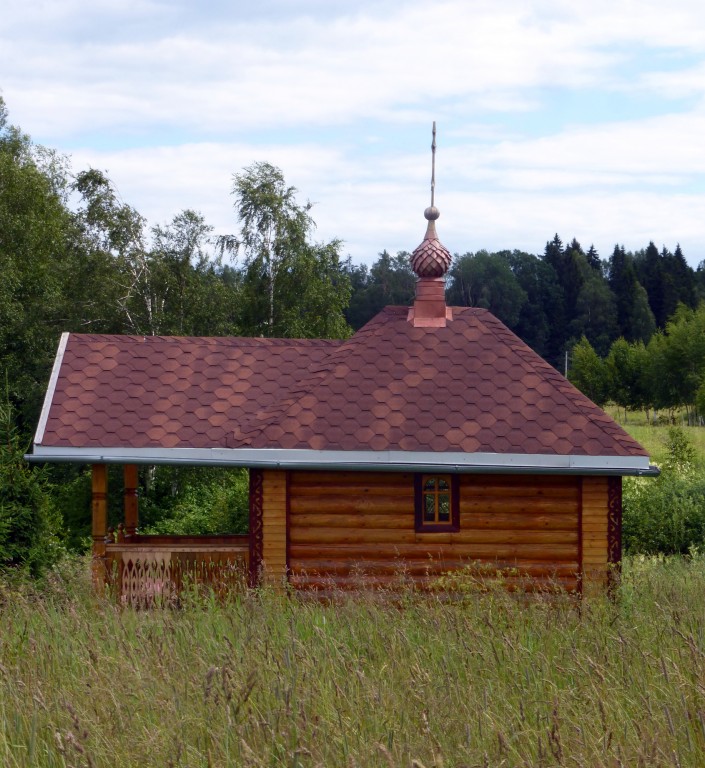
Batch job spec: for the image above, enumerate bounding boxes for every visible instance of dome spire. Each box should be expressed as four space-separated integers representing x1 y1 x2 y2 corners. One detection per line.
408 122 452 328
429 119 437 213
411 121 451 278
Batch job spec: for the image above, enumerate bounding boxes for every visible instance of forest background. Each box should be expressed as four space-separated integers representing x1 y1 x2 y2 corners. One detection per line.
2 96 705 573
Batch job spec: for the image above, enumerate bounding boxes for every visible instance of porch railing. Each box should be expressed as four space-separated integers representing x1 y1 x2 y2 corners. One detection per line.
104 533 249 607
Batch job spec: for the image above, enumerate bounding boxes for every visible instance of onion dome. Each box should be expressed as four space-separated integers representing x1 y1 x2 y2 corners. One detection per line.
410 122 452 278
410 205 452 277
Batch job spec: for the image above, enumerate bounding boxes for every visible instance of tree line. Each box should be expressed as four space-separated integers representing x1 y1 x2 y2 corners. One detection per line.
347 237 705 365
3 95 705 569
4 94 705 440
569 304 705 424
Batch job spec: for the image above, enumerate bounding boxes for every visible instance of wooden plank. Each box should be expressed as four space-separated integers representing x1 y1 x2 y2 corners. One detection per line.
291 485 414 498
582 529 608 538
123 464 139 537
290 471 413 487
262 471 288 587
290 527 577 546
290 558 580 577
459 512 578 530
289 572 580 590
290 513 414 530
460 486 580 500
461 474 579 488
290 528 418 545
290 497 413 514
451 529 579 545
460 499 578 514
581 476 610 588
290 542 578 561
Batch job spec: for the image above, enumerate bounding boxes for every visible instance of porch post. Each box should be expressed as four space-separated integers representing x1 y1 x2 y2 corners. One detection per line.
124 464 139 539
91 464 108 591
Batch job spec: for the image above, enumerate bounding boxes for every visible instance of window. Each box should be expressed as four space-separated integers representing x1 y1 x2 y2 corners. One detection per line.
414 474 459 532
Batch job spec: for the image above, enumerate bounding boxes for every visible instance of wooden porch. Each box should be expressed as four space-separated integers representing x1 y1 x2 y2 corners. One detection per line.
92 465 252 605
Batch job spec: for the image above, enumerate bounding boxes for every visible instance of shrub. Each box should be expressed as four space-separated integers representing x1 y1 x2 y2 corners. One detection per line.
142 468 249 535
0 398 64 575
623 427 705 554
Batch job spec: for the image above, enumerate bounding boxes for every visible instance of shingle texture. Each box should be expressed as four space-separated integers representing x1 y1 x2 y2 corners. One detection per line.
41 335 338 449
38 308 647 457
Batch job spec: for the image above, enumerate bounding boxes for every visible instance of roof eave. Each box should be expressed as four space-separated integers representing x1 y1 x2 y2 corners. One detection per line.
26 445 659 477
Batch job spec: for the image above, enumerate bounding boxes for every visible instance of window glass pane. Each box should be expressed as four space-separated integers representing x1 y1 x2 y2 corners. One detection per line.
438 495 450 522
438 478 449 491
424 477 436 492
424 494 436 522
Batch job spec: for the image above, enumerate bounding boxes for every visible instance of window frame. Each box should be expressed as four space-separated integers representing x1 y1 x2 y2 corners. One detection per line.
414 473 460 532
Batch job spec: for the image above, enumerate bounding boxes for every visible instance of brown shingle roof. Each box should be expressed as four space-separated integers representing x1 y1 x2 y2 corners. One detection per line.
40 334 339 449
37 308 646 460
231 307 646 457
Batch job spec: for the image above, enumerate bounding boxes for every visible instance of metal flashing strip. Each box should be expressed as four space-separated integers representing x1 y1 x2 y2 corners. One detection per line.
33 332 69 446
26 445 659 476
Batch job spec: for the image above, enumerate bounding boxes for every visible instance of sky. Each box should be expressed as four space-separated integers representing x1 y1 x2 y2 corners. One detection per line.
2 0 705 267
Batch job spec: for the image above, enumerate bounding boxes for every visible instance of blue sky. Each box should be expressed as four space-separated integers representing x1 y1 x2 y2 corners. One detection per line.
3 0 705 267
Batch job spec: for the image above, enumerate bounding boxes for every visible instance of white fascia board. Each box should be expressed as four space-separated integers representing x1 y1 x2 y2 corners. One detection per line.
26 445 659 476
34 332 69 445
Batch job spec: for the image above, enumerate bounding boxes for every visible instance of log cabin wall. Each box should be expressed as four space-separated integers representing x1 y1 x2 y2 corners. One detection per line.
581 476 611 593
287 471 588 592
261 470 288 586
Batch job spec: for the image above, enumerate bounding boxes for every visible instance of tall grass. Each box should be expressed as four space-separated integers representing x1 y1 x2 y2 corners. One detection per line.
606 405 705 465
3 557 705 766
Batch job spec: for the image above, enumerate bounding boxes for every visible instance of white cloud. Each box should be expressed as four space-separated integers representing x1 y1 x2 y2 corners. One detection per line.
0 0 662 138
3 0 705 268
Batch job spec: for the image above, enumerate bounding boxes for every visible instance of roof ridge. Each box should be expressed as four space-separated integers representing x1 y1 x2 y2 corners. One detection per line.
68 333 341 347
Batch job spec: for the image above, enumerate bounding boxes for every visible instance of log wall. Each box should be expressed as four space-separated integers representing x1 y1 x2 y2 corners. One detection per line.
261 470 287 587
581 476 609 593
288 471 584 592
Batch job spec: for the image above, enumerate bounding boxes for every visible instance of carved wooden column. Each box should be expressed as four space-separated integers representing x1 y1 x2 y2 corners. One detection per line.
91 464 108 591
124 464 139 539
249 469 264 587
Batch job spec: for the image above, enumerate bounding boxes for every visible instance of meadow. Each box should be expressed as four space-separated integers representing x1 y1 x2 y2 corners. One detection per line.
1 555 705 768
2 418 705 767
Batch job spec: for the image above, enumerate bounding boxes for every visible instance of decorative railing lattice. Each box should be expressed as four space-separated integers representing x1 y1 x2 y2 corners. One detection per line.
104 536 249 607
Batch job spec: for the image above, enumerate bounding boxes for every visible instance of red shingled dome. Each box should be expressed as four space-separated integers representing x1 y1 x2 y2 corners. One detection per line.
410 219 452 277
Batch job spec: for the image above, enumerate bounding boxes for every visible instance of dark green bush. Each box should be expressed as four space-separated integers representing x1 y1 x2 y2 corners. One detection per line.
141 467 249 535
0 400 64 575
623 427 705 554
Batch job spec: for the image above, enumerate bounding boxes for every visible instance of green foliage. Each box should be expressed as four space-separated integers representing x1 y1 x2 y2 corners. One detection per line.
0 113 76 432
569 271 618 356
696 378 705 419
447 250 528 327
345 250 415 330
0 398 63 575
502 249 564 360
140 468 249 536
606 338 642 418
608 245 656 343
569 336 608 406
623 428 705 555
222 161 351 339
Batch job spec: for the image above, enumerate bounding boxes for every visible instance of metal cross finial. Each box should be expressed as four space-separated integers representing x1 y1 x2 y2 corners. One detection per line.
423 122 440 223
431 121 436 208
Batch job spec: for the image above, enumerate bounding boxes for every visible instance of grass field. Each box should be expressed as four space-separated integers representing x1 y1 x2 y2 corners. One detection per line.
3 556 705 767
2 416 703 766
607 407 705 464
